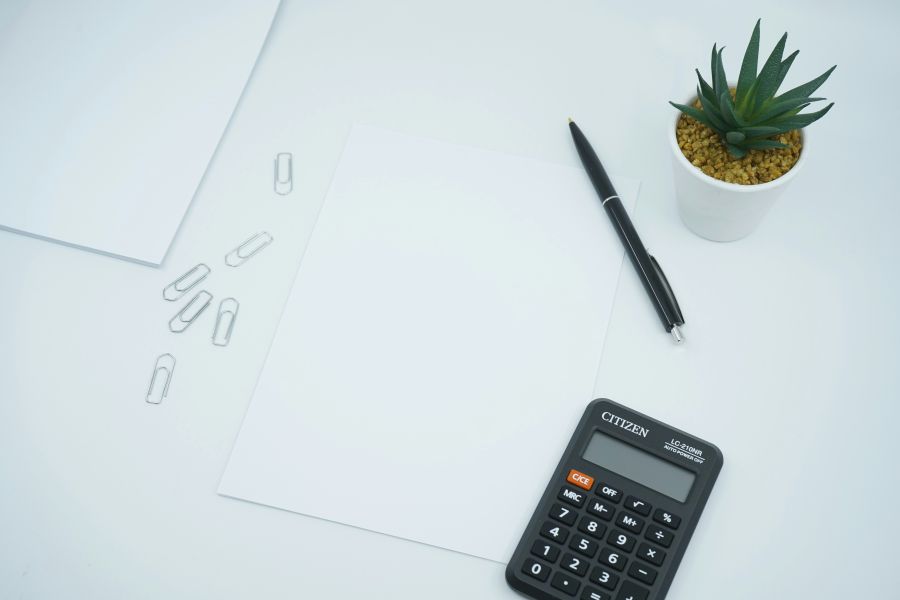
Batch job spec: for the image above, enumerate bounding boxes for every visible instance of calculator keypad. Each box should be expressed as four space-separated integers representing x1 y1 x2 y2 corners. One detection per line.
521 468 682 599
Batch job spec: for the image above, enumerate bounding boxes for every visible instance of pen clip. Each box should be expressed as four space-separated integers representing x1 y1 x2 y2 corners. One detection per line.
648 255 684 326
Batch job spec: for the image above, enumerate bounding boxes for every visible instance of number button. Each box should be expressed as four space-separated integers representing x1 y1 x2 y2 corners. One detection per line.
521 558 550 582
589 566 620 590
597 484 622 503
568 535 599 558
645 526 674 548
578 516 607 540
615 580 649 600
551 572 582 597
627 562 657 585
531 540 560 563
624 496 651 517
559 486 587 508
561 552 589 576
636 543 665 566
615 512 644 534
550 502 578 526
653 508 681 530
581 587 612 600
598 547 627 572
587 499 615 521
540 520 570 544
607 529 636 552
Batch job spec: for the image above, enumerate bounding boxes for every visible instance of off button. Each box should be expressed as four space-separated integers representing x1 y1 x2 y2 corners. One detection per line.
566 469 595 491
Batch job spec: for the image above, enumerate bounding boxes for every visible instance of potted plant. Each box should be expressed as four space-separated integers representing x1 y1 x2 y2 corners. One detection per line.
669 20 835 241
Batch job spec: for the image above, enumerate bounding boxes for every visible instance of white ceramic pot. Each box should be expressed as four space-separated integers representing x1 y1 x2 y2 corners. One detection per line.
669 101 807 242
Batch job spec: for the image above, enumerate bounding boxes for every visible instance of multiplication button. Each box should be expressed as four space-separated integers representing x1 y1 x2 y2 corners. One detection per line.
636 543 665 566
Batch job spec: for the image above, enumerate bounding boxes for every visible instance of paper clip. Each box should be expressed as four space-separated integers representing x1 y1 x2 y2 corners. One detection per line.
169 290 213 333
212 298 239 347
274 152 293 195
225 232 273 267
146 353 176 404
162 263 211 301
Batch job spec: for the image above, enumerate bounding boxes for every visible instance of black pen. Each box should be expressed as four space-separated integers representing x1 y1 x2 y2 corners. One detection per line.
568 118 685 343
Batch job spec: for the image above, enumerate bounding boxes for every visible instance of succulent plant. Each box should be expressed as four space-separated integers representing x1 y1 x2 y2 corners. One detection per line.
671 20 835 158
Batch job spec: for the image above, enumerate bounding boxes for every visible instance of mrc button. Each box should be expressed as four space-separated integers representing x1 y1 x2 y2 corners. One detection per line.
566 469 595 491
558 486 587 507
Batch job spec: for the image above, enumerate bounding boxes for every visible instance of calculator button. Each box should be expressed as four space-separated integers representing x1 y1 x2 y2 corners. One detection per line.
624 496 651 516
559 486 587 508
521 558 551 582
615 512 645 534
587 499 615 521
552 571 582 596
615 580 649 600
653 508 681 530
531 540 560 563
589 566 620 590
578 516 608 540
581 587 612 600
597 484 622 503
645 526 674 548
568 535 599 558
597 547 627 572
607 529 636 552
561 552 590 576
636 543 665 566
567 469 596 491
627 562 657 585
550 502 578 526
540 521 570 543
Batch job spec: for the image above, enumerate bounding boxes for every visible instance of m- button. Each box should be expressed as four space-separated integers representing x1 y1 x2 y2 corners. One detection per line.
567 469 595 491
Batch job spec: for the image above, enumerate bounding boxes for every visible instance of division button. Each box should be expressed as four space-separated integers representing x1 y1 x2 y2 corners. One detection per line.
645 526 674 548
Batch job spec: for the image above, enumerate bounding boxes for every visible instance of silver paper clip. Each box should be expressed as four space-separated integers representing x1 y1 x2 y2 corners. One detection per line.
146 353 176 404
162 263 211 301
225 232 273 267
274 152 293 195
169 290 213 333
212 297 239 347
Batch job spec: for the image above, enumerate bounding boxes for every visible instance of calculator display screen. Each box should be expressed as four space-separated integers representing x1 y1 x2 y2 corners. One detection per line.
582 431 695 502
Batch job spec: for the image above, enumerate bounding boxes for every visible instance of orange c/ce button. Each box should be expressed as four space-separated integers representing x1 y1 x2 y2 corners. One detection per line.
566 469 595 491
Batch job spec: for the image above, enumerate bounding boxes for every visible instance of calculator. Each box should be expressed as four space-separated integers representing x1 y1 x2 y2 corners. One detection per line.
506 399 722 600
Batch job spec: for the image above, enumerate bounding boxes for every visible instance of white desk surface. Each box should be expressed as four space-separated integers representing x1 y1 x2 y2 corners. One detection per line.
2 1 898 598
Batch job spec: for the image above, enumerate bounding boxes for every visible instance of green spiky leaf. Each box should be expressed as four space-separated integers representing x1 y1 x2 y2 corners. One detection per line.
670 20 835 159
735 19 760 109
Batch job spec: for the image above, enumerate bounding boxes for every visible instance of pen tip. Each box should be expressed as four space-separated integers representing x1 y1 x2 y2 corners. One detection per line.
670 325 684 344
567 117 574 124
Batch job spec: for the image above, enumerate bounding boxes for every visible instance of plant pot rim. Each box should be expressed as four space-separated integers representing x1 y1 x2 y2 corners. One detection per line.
670 95 808 193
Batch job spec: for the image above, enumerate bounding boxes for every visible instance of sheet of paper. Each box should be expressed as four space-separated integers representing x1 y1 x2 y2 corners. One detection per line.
219 125 639 562
0 0 280 265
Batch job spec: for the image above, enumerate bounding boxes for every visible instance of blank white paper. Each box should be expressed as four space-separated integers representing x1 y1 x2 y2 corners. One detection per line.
219 125 639 562
0 0 280 264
